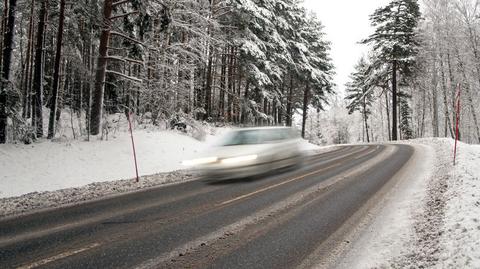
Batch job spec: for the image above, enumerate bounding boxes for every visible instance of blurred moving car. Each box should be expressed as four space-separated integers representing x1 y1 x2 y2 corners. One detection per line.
183 127 304 179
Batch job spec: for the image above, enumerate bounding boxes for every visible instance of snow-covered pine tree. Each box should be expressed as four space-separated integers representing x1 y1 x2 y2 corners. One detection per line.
363 0 421 141
345 57 375 142
296 12 334 138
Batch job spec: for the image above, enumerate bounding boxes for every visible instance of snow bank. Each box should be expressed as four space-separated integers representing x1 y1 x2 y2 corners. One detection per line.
0 130 207 199
337 138 480 268
0 171 195 218
440 140 480 268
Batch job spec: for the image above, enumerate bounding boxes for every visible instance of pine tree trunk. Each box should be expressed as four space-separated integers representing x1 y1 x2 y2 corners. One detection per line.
22 0 35 119
47 0 65 139
363 97 370 143
301 82 309 139
0 0 8 69
0 0 17 143
204 50 213 121
32 0 48 138
420 86 426 137
286 74 294 127
90 0 113 135
391 61 398 141
226 46 235 122
278 80 284 125
218 47 226 120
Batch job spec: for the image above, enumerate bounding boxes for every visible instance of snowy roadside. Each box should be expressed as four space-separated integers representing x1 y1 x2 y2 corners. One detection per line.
336 138 480 268
0 130 209 199
0 170 197 219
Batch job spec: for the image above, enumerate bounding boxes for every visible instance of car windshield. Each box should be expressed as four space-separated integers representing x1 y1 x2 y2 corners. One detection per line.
219 129 295 146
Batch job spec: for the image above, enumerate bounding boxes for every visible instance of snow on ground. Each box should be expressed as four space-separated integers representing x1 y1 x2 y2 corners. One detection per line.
0 130 207 199
440 140 480 268
337 138 480 269
0 170 196 218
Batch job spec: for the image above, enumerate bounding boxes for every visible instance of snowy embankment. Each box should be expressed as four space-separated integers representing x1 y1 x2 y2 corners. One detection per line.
0 128 323 218
0 130 213 217
338 138 480 269
0 130 207 199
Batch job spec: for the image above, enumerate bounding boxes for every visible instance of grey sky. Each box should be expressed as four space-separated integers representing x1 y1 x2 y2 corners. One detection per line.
303 0 390 94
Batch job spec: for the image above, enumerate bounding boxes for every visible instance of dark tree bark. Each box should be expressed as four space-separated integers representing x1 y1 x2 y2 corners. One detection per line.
203 50 213 120
0 0 8 69
90 0 113 135
301 82 310 139
0 0 17 143
47 0 66 139
363 96 370 143
391 61 398 141
218 48 227 119
226 46 234 122
286 74 294 126
22 0 35 119
32 0 48 138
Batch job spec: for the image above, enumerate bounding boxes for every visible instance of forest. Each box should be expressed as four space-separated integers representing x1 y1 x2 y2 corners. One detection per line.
0 0 479 145
343 0 480 145
0 0 333 144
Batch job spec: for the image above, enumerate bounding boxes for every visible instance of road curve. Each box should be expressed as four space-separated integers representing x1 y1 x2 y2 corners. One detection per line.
0 144 414 269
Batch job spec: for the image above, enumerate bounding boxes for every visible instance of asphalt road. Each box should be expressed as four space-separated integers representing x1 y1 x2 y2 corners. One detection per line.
0 144 415 269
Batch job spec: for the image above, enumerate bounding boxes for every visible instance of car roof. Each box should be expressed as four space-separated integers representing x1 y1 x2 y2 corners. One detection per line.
232 126 293 131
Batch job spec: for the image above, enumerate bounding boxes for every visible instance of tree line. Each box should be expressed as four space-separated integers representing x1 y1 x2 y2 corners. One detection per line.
345 0 480 144
0 0 334 144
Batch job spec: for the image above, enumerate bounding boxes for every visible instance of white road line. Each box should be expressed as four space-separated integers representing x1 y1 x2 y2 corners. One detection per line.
17 242 101 269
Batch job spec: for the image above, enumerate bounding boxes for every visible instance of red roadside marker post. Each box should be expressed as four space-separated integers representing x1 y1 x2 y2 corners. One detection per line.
128 112 140 182
453 84 461 166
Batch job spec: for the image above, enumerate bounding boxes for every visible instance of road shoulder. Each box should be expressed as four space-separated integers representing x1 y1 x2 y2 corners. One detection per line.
302 143 434 269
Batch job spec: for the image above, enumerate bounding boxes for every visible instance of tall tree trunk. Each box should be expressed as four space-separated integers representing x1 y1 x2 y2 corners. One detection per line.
0 0 8 69
286 74 294 127
391 61 398 141
32 0 48 138
301 82 309 139
90 0 113 135
278 80 284 125
22 0 35 119
226 46 235 122
204 50 213 121
0 0 17 143
47 0 65 139
240 80 249 125
363 98 370 143
218 47 226 119
431 53 439 137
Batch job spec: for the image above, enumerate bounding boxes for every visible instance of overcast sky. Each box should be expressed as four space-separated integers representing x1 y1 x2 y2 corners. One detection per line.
303 0 390 94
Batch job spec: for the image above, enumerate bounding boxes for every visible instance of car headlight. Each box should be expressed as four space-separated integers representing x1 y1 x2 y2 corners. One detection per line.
182 157 218 166
220 154 258 164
